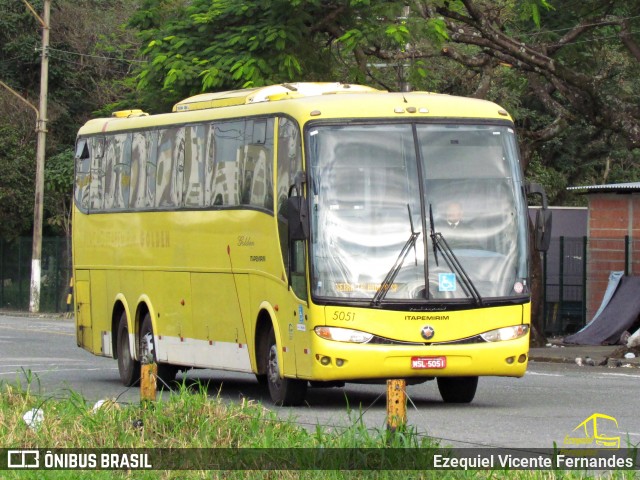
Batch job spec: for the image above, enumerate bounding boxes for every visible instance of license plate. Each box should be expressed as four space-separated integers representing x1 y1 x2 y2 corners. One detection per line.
411 356 446 369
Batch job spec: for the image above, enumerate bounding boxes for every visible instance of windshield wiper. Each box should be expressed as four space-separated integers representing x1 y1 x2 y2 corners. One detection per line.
429 203 483 306
429 204 439 266
371 205 420 307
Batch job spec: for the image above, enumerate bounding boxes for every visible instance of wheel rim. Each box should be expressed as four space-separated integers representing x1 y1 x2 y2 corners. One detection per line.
267 344 282 390
140 331 153 362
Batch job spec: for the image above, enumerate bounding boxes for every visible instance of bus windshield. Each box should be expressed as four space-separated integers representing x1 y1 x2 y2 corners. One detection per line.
308 122 529 304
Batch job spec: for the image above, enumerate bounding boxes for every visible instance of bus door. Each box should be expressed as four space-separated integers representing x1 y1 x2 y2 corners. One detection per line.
74 271 93 351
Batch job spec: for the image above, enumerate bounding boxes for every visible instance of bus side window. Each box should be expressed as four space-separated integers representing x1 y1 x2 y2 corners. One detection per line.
104 133 130 210
242 118 274 211
89 137 106 212
204 124 217 206
131 132 148 208
183 125 207 207
243 146 268 207
211 121 244 207
75 138 91 212
276 118 306 298
145 131 158 208
103 138 116 210
155 127 183 208
118 134 132 209
174 129 185 206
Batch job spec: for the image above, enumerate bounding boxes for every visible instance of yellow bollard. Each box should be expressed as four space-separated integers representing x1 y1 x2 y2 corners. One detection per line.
140 362 157 402
386 379 407 432
65 278 74 318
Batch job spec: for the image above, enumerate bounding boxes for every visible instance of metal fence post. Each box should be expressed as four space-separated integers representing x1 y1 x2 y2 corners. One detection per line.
542 248 548 332
582 236 587 325
625 235 630 276
18 239 24 308
0 239 4 306
558 236 565 328
54 236 61 311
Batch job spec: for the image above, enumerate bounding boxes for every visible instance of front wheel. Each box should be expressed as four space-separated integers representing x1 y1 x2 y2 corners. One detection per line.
437 376 478 403
116 312 140 387
264 327 307 406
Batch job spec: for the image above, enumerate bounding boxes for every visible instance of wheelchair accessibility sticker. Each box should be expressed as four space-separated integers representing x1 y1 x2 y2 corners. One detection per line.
438 273 456 292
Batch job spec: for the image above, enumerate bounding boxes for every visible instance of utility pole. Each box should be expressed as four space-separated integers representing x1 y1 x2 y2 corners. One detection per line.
0 2 50 313
28 0 51 313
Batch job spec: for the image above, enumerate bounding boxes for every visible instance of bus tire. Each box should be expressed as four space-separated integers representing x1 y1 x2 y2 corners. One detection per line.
255 373 268 386
264 327 307 406
140 314 179 386
437 376 478 403
117 312 140 387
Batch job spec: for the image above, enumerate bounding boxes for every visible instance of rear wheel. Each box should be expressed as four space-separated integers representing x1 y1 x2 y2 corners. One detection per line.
437 376 478 403
140 314 179 386
116 312 140 386
264 327 307 406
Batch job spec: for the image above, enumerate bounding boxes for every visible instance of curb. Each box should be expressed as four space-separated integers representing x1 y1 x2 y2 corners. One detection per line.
529 353 640 368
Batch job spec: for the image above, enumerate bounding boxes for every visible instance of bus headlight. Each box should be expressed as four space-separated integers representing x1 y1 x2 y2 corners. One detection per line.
480 325 529 342
315 327 373 343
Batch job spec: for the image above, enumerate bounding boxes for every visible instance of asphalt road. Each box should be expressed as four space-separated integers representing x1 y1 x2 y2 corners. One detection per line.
1 313 639 449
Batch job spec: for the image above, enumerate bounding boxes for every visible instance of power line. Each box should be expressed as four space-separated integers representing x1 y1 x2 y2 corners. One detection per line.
526 13 640 37
548 28 640 47
47 46 147 64
0 48 146 69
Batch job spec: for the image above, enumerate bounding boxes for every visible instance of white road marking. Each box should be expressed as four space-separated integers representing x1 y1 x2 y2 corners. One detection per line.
525 371 563 377
0 367 117 376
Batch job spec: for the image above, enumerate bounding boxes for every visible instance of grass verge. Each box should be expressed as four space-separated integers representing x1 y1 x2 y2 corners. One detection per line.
0 376 637 479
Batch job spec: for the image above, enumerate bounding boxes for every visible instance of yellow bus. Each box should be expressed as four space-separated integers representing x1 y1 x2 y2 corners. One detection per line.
73 82 550 405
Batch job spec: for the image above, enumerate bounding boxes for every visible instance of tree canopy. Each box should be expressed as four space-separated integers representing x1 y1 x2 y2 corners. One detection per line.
0 0 139 238
1 0 640 239
127 0 640 204
127 0 391 110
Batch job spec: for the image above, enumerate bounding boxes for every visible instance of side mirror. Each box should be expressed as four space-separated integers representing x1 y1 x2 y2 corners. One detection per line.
526 182 552 252
286 195 309 241
286 171 309 241
534 208 552 252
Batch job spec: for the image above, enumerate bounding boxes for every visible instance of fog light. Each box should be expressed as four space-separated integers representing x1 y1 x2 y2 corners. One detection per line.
320 356 331 366
518 354 527 363
506 356 515 364
336 359 344 367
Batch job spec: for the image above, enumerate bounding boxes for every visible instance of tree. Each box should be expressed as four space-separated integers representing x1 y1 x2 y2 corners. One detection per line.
395 1 640 201
0 122 36 240
0 0 140 237
128 1 640 198
45 149 74 237
127 0 415 111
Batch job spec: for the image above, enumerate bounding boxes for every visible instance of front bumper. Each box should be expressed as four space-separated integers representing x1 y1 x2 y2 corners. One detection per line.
306 332 529 381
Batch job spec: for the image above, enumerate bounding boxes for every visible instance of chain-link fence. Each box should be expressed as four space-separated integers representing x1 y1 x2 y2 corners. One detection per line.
0 237 72 313
543 236 587 336
543 235 639 336
0 235 637 333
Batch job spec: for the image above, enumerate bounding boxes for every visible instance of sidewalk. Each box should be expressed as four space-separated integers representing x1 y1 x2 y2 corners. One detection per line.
529 342 640 368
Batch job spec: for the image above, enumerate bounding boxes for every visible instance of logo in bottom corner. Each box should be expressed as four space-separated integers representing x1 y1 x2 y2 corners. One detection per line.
563 413 621 448
7 450 40 469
